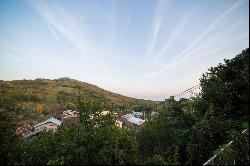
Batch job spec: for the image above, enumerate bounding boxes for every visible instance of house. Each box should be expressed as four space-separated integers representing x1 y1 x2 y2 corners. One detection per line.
132 111 143 116
33 117 61 132
121 113 145 129
132 111 145 119
115 119 123 128
100 111 110 116
16 123 32 136
127 117 145 126
121 113 134 120
23 117 61 139
61 110 79 124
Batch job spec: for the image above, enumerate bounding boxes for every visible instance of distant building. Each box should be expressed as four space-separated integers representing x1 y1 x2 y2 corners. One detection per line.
61 110 79 124
100 111 110 116
132 112 143 116
121 113 145 129
16 123 32 136
127 117 145 126
23 117 62 139
115 119 123 128
121 113 134 120
33 117 61 132
100 111 118 117
132 111 145 119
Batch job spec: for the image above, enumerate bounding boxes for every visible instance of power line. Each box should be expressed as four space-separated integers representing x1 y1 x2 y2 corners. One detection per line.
174 84 201 98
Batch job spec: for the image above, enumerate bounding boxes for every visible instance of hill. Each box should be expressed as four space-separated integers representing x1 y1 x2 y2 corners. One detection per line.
0 77 158 125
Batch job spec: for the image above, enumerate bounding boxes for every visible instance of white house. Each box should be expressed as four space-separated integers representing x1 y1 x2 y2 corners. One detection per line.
24 117 61 139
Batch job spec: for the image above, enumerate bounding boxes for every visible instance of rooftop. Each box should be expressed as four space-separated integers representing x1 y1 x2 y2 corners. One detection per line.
34 117 62 128
127 117 145 126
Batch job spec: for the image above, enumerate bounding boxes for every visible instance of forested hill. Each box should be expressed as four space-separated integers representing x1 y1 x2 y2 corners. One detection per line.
0 77 158 124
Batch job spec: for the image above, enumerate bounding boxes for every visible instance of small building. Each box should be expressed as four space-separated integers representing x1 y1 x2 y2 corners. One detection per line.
23 117 61 139
100 111 110 116
33 117 61 132
132 111 145 119
16 123 32 136
121 113 145 129
132 112 143 116
61 110 79 124
115 119 123 128
127 117 145 126
121 113 134 120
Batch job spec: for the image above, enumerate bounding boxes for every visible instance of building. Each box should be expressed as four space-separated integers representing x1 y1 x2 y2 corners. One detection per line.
33 117 61 132
16 123 32 136
132 111 145 119
115 119 123 128
127 117 145 126
61 110 79 124
100 111 110 116
121 113 145 129
23 117 62 139
100 111 118 117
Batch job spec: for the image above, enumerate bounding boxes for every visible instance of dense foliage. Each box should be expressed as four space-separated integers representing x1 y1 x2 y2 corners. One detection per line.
22 101 138 165
136 48 249 165
200 48 249 120
0 111 22 164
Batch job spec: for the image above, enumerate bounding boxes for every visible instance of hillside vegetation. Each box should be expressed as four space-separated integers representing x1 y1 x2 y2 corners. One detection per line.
0 77 158 125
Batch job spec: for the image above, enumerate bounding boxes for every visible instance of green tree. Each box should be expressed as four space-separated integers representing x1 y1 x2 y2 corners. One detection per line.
0 111 22 164
145 155 167 165
200 48 249 120
138 97 194 163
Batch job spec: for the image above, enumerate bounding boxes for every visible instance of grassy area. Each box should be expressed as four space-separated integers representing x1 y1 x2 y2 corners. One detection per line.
46 86 75 104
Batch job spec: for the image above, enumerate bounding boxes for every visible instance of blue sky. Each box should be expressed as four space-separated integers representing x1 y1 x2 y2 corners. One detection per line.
0 0 249 101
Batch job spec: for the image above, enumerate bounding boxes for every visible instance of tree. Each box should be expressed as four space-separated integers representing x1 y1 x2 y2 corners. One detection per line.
137 97 194 163
0 111 22 164
200 48 249 120
145 155 167 165
185 117 227 165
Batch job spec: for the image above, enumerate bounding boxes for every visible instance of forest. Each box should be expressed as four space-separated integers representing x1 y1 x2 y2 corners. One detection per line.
0 48 249 165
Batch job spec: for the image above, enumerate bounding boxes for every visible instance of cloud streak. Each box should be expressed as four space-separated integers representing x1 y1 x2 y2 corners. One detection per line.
106 0 118 57
171 0 246 62
145 0 168 58
47 22 61 41
147 0 247 77
26 0 101 59
147 32 247 78
155 11 193 61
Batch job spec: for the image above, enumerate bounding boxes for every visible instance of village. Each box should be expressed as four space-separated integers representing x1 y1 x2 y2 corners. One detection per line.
16 109 157 139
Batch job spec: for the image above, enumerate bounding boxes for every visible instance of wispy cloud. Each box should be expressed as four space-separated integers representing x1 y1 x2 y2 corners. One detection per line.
155 11 193 61
145 0 168 58
47 22 61 41
26 0 101 59
146 0 247 77
147 32 247 78
106 0 118 57
172 0 246 62
0 41 52 66
0 42 26 64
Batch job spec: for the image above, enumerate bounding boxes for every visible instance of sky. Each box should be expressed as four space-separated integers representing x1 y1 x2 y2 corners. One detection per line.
0 0 249 101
